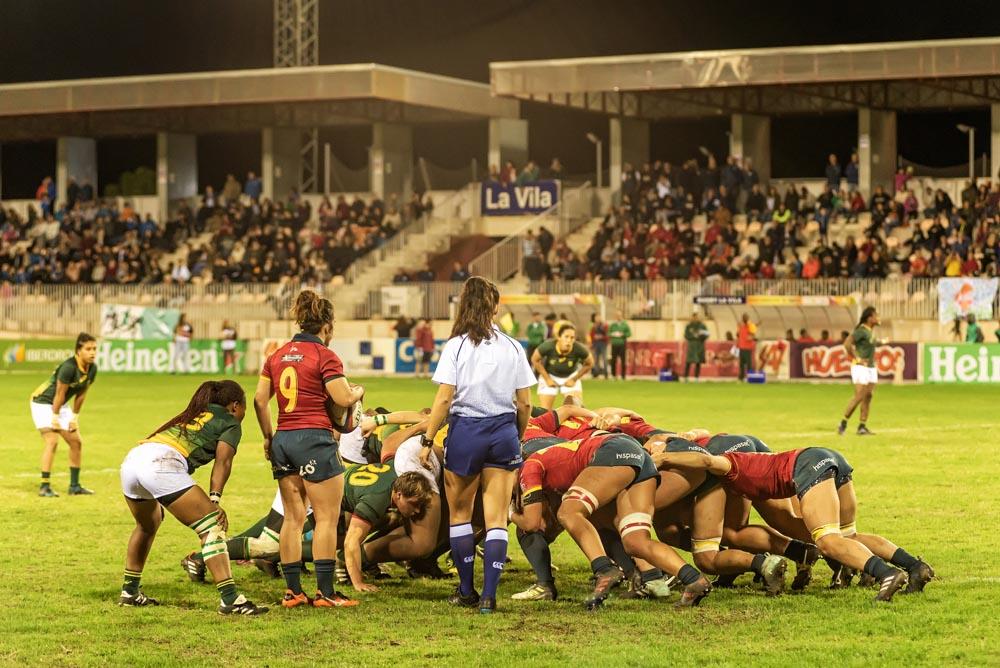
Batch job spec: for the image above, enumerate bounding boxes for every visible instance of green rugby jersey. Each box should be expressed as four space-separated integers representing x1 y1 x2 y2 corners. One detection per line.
342 460 398 525
535 339 590 377
31 357 97 405
852 325 876 365
148 403 242 473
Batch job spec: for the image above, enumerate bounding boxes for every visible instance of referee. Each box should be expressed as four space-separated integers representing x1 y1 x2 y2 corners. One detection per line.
421 277 535 614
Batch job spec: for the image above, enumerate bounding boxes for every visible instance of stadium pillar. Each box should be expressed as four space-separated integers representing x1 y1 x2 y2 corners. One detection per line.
487 118 529 175
609 117 649 196
858 108 897 197
991 104 1000 182
370 122 413 200
729 114 770 186
261 127 300 201
155 132 197 224
56 137 97 207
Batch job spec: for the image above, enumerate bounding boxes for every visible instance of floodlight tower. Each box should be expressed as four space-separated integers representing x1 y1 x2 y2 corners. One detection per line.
274 0 319 193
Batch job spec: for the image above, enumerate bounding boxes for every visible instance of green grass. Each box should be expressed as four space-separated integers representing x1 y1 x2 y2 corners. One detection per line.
1 375 998 667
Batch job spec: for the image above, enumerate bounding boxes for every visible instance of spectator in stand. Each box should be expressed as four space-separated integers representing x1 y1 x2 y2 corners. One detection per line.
845 152 860 190
546 158 564 180
589 313 609 379
516 161 540 184
544 313 556 339
825 154 841 189
525 312 546 366
450 262 470 282
608 310 631 380
244 171 262 201
500 161 517 185
537 226 554 260
797 329 815 343
736 313 757 380
393 268 411 283
415 263 435 282
392 316 416 339
413 318 436 378
222 174 241 204
820 329 831 342
683 312 709 381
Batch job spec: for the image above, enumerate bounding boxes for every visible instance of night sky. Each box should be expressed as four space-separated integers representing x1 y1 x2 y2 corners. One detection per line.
2 0 1000 196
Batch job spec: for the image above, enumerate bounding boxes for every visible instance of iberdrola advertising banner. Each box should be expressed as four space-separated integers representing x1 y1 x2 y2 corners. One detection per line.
2 339 76 372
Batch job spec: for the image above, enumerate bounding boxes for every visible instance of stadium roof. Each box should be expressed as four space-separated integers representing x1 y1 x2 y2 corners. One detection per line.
490 36 1000 119
0 64 520 140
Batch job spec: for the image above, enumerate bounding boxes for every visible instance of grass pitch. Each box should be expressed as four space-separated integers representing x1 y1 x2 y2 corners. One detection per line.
1 374 998 667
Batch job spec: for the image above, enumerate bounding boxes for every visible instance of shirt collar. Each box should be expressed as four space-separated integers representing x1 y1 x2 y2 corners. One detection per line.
292 332 325 345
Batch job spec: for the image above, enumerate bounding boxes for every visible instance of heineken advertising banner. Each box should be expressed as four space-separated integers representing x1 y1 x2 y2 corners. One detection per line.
924 344 1000 383
937 278 998 324
100 303 180 340
2 339 75 371
95 339 247 373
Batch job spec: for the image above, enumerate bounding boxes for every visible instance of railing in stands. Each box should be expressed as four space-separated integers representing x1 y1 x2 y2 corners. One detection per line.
468 181 595 283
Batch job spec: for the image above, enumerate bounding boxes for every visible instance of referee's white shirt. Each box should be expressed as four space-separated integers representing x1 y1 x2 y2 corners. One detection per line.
432 325 536 418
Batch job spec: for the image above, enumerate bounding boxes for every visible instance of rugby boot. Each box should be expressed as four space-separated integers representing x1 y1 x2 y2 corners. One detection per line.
904 559 935 593
118 589 159 607
712 573 740 589
253 558 281 579
675 577 712 608
760 554 788 596
857 573 878 588
856 425 875 436
584 566 624 610
68 485 94 495
829 564 857 589
312 591 359 608
642 575 676 599
620 571 650 600
478 597 496 614
837 420 847 436
447 586 481 608
406 557 452 580
791 545 820 591
281 590 313 608
364 562 392 580
510 583 557 601
38 486 59 498
219 594 269 615
180 551 206 583
874 571 909 602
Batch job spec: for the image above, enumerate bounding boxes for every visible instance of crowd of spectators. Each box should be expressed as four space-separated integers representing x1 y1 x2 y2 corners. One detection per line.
529 152 1000 282
0 170 432 285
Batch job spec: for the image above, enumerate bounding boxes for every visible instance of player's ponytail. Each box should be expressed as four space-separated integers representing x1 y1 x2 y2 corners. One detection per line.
858 306 877 327
210 379 245 409
290 289 334 335
451 276 499 345
75 332 96 350
148 380 221 438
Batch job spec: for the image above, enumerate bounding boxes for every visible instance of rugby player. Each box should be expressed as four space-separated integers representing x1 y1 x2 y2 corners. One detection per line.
118 380 267 614
519 431 713 609
531 324 594 409
839 306 880 436
652 446 934 601
255 289 364 609
31 332 98 496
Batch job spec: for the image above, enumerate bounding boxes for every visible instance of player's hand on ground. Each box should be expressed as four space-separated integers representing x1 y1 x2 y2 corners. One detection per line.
354 581 379 593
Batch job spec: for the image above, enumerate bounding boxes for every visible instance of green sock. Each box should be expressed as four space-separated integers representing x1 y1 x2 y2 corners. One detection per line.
123 569 142 595
216 578 238 606
69 467 80 487
40 472 51 489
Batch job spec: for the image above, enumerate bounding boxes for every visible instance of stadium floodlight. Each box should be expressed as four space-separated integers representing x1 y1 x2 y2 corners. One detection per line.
585 133 603 189
957 124 975 181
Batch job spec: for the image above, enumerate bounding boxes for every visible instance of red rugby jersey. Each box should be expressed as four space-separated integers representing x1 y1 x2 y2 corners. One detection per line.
722 449 800 500
519 433 615 496
261 333 344 431
614 415 664 442
523 410 559 442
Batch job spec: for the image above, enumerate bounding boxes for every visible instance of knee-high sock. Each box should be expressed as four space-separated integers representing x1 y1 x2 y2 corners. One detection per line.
481 528 509 600
598 527 636 578
518 530 554 585
449 523 476 596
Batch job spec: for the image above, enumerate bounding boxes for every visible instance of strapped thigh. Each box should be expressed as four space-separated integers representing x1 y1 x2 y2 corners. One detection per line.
562 486 598 515
618 512 653 539
811 522 841 542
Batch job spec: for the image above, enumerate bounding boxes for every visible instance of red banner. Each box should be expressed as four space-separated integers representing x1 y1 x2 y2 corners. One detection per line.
790 341 919 380
625 341 682 376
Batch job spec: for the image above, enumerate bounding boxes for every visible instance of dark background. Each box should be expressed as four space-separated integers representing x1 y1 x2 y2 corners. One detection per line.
2 0 1000 196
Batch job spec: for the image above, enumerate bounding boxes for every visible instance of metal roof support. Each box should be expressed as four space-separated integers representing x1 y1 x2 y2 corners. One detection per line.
274 0 319 194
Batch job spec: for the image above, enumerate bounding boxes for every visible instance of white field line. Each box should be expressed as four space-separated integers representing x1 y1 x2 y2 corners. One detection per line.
1 458 270 480
772 423 1000 439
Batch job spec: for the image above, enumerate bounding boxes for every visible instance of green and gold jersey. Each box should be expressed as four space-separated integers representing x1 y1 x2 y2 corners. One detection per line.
852 325 876 366
536 339 590 377
342 460 397 525
31 357 97 405
360 422 402 463
148 403 242 473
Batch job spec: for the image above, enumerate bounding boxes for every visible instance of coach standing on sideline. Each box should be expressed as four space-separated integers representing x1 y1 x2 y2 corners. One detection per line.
420 277 535 615
608 309 631 380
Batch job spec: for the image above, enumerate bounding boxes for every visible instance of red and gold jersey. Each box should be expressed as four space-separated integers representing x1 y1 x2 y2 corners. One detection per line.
613 415 668 443
519 432 616 497
722 449 800 501
261 333 344 431
523 410 559 442
555 416 598 441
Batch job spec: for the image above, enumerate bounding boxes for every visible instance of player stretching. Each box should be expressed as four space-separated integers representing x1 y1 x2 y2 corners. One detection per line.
118 380 267 614
31 332 98 497
653 446 934 602
255 289 364 609
531 324 594 409
839 306 879 436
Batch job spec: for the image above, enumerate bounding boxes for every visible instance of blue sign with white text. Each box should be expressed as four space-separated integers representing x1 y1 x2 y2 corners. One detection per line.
394 338 446 373
481 180 560 216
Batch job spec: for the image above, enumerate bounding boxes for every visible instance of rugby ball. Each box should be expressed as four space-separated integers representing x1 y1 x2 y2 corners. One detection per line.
328 385 364 432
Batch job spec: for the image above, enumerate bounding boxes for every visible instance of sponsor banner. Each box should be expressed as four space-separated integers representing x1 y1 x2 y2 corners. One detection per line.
696 341 740 378
95 339 247 373
2 339 76 372
790 341 918 380
395 338 446 374
262 338 394 375
480 180 560 216
924 344 1000 383
694 296 746 305
938 278 998 324
756 339 791 381
626 341 682 376
100 303 180 340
